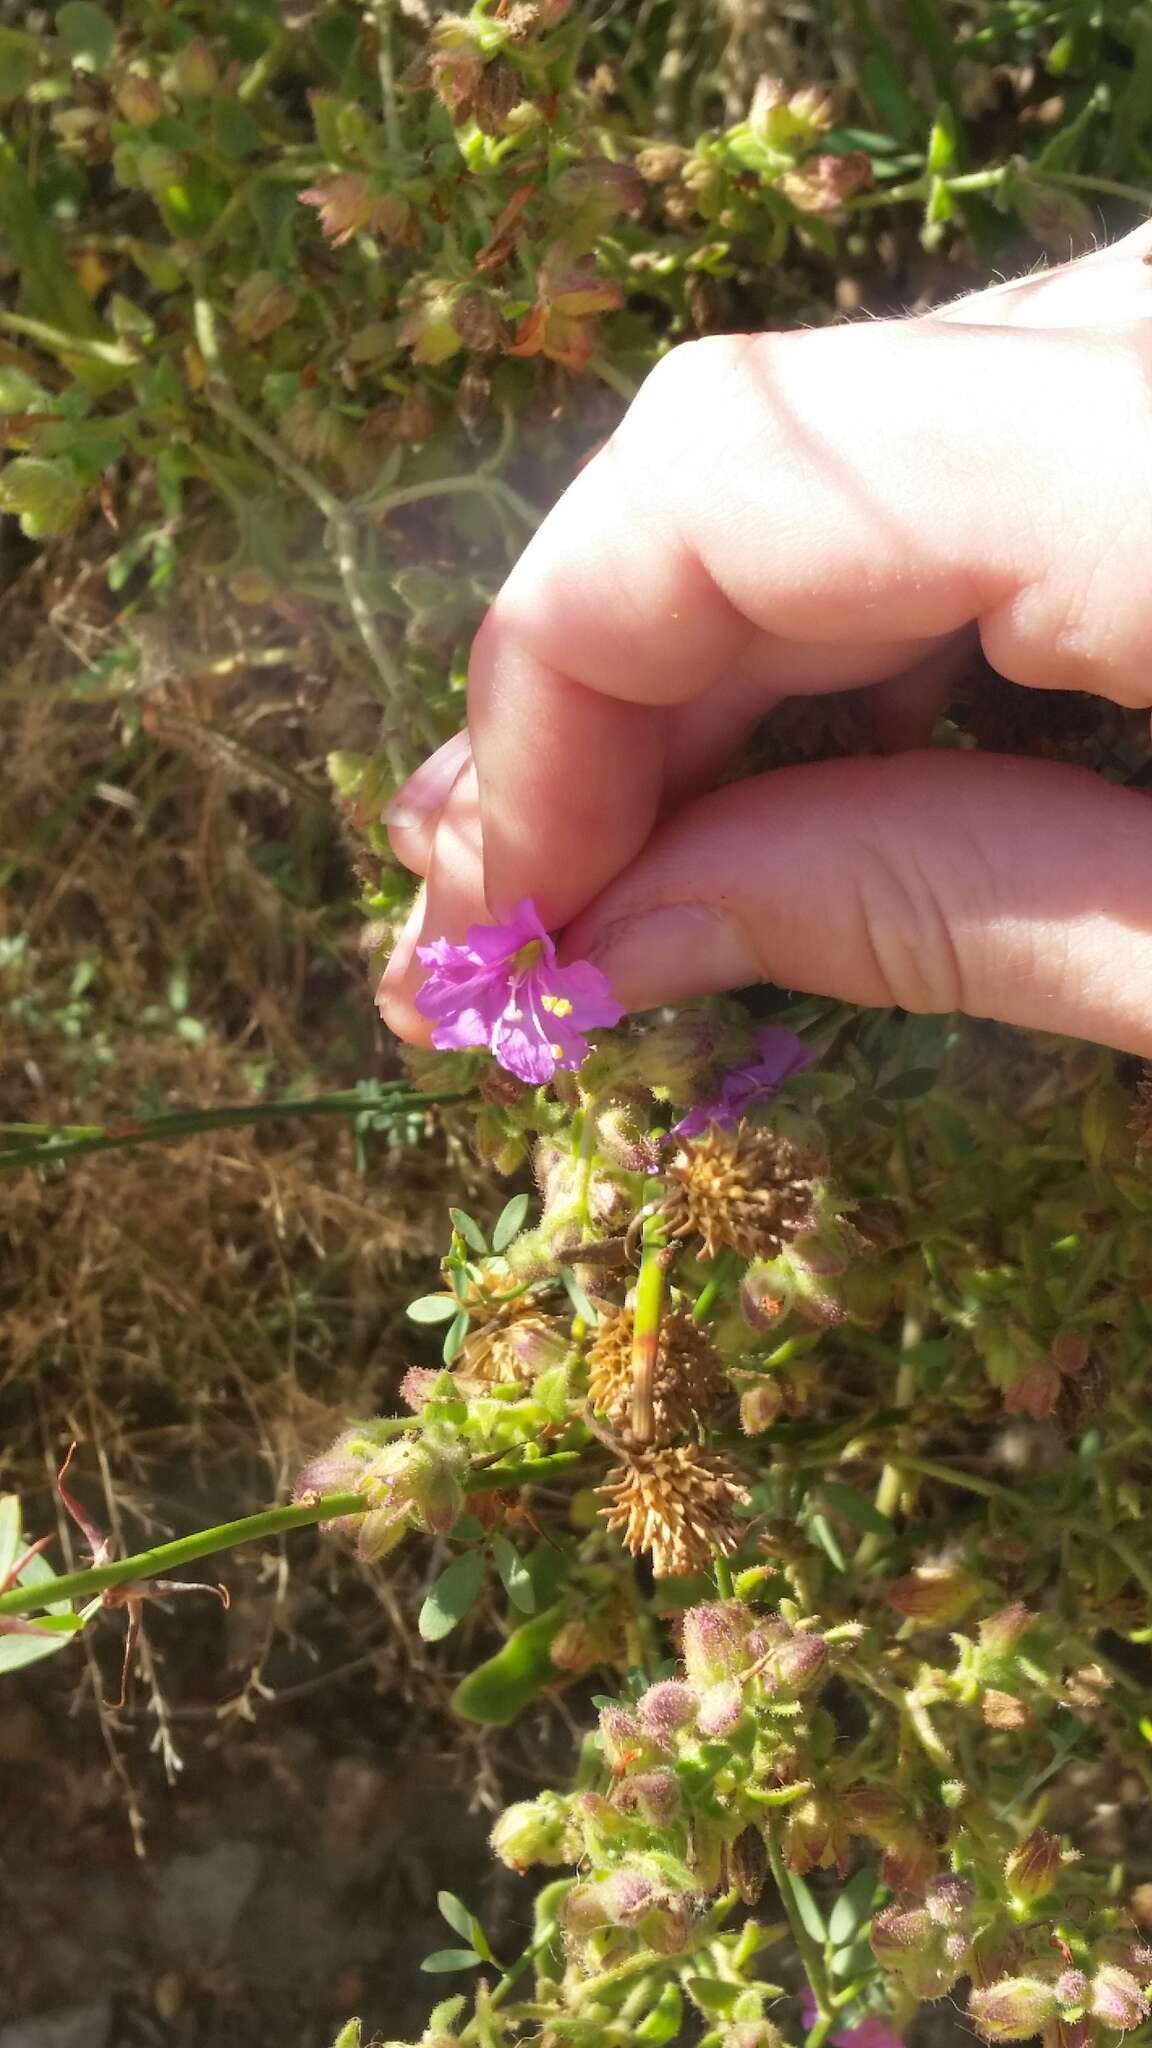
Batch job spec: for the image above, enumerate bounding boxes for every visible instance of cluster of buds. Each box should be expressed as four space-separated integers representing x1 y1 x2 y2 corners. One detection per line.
491 1599 838 1940
872 1875 978 2001
293 1420 465 1562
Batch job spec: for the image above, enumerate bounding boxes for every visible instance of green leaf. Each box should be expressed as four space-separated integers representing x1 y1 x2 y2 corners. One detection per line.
449 1208 488 1256
861 47 920 140
0 457 84 540
438 1891 475 1942
683 1978 742 2017
451 1601 567 1725
809 1511 847 1572
428 1999 467 2032
442 1309 469 1365
0 1495 19 1587
492 1192 530 1253
0 29 38 106
790 1872 827 1942
418 1551 485 1643
820 1482 892 1539
879 1067 939 1101
329 2024 361 2048
407 1294 459 1324
829 1864 879 1948
420 1948 482 1974
490 1531 536 1615
56 2 117 70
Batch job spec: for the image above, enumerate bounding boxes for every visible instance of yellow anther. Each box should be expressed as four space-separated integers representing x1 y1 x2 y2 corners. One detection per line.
541 994 574 1018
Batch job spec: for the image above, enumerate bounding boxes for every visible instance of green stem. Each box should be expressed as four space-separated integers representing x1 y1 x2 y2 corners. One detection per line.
765 1824 831 2019
190 277 431 764
0 1453 584 1618
368 0 402 153
458 1920 560 2042
0 1088 467 1171
631 1205 669 1442
854 1299 922 1568
713 1554 735 1598
0 310 138 369
360 472 540 527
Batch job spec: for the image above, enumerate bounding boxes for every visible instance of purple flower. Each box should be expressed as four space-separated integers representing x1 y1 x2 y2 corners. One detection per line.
800 1994 902 2048
414 897 623 1086
673 1025 814 1137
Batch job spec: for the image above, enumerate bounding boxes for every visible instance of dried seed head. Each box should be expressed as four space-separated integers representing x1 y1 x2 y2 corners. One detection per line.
586 1306 728 1439
666 1124 817 1261
598 1443 750 1578
731 1822 768 1906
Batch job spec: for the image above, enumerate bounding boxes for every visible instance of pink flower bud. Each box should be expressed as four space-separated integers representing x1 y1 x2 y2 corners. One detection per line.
600 1866 658 1927
682 1601 752 1688
763 1630 828 1697
613 1768 681 1825
598 1705 646 1771
1090 1966 1149 2031
637 1679 697 1740
697 1678 744 1738
1004 1830 1063 1905
889 1564 981 1626
969 1980 1060 2042
1055 1972 1089 2011
979 1604 1035 1655
926 1876 976 1928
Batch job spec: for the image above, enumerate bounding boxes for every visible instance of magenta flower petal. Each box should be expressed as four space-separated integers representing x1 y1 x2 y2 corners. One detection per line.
799 1994 902 2048
413 897 622 1084
673 1025 815 1137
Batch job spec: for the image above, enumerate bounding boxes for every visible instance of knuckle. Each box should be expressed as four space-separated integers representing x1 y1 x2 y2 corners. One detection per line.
851 833 968 1017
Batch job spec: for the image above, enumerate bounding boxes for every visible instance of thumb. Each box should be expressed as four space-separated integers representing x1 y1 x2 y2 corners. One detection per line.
565 750 1152 1058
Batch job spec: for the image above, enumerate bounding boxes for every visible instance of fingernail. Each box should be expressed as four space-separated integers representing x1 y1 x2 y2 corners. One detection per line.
382 730 472 828
585 903 762 1009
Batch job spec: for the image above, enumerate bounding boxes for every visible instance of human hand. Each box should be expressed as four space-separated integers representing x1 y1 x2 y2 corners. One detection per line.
377 222 1152 1057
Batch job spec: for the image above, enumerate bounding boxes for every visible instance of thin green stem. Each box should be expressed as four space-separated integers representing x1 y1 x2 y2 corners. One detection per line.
190 276 431 763
360 471 540 527
458 1920 560 2042
854 1299 922 1568
0 1453 584 1618
368 0 402 153
765 1824 831 2018
0 309 139 369
713 1554 735 1598
0 1088 467 1170
631 1205 669 1441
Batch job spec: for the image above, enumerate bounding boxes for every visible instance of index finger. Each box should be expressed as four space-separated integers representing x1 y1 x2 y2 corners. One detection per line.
469 312 1138 926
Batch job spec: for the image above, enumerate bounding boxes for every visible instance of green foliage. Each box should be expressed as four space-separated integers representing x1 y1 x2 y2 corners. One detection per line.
5 5 1152 2046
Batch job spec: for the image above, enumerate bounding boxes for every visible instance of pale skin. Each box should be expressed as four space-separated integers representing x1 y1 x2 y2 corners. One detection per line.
377 223 1152 1058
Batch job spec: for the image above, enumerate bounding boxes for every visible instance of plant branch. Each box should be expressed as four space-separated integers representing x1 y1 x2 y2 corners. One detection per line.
0 1454 584 1619
0 1088 468 1170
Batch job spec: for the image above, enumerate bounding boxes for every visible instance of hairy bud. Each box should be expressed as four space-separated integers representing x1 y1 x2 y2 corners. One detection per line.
637 1679 698 1740
1089 1966 1149 2031
490 1792 575 1872
697 1678 744 1738
682 1601 752 1688
613 1768 681 1826
1004 1830 1064 1906
968 1979 1060 2041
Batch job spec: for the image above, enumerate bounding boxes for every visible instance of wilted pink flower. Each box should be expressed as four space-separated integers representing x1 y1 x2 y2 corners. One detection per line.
299 174 414 248
800 1994 903 2048
411 897 622 1085
674 1025 814 1136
